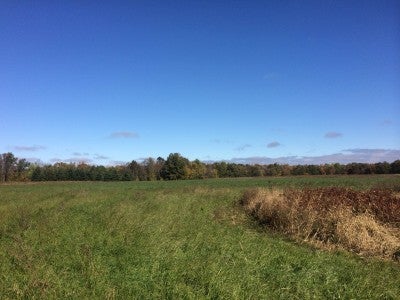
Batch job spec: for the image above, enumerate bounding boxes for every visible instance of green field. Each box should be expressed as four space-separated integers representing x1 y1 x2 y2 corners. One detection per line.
1 175 400 299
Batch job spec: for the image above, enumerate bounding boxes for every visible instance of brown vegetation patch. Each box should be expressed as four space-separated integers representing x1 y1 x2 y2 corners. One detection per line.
240 187 400 260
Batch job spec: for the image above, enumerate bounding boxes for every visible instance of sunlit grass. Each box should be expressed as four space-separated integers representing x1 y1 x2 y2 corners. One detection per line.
1 176 399 298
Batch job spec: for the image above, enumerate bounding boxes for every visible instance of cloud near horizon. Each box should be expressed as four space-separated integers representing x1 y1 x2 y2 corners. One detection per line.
50 157 93 164
324 131 342 138
227 148 400 165
108 160 128 166
13 145 46 152
94 154 109 160
72 152 90 156
49 153 109 164
109 131 139 139
267 141 281 148
25 157 44 164
235 144 252 151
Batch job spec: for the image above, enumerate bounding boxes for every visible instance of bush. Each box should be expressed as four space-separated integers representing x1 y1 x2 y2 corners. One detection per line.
241 187 400 260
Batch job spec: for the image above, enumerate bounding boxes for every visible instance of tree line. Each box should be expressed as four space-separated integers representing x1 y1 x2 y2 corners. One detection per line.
0 152 399 182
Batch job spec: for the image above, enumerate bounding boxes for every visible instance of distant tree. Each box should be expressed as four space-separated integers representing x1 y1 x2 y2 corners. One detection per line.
5 151 399 182
1 152 17 182
346 163 372 175
205 164 218 178
31 166 43 181
375 162 390 174
281 164 292 176
42 165 56 181
306 164 322 175
0 155 3 182
143 158 157 181
390 160 400 174
104 167 119 181
346 163 360 175
116 165 132 181
16 158 30 181
292 165 307 176
128 160 141 181
264 163 284 176
52 162 68 180
187 159 207 179
323 164 335 175
160 153 189 180
92 166 106 181
226 163 247 177
155 157 165 180
213 162 228 178
333 163 346 175
363 163 373 174
247 164 264 177
75 163 90 180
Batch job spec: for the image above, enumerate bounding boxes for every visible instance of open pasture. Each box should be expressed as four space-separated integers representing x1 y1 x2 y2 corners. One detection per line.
1 175 399 298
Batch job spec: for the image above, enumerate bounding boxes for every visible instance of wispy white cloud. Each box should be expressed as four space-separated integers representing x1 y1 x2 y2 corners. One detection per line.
53 154 108 164
65 158 93 164
13 145 46 152
210 138 234 144
235 144 252 151
109 131 139 139
270 128 285 133
263 72 279 80
50 157 93 164
25 157 44 164
324 131 342 138
341 148 399 162
267 141 281 148
226 148 400 165
73 152 106 160
49 158 62 163
108 160 128 166
72 152 90 156
94 154 109 160
381 119 393 126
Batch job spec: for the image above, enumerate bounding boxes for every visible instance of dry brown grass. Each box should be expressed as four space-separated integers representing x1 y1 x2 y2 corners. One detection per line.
241 187 400 260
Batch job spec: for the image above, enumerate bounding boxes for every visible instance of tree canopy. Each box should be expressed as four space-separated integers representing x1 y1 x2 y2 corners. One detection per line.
0 152 399 182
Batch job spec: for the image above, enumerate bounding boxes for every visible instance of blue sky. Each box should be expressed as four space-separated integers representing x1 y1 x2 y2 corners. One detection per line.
1 1 399 165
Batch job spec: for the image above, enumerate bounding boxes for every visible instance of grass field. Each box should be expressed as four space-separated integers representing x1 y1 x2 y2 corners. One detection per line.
1 175 400 299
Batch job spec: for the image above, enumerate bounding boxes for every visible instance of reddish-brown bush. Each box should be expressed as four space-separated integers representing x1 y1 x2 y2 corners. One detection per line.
283 187 400 227
241 187 400 260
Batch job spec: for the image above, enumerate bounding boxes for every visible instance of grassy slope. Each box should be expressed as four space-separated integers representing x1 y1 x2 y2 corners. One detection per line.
0 176 399 299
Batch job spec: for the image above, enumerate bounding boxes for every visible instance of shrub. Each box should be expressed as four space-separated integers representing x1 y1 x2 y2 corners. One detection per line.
241 187 400 260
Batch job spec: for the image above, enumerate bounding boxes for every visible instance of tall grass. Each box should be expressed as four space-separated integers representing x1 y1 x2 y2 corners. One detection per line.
1 177 400 298
241 187 400 260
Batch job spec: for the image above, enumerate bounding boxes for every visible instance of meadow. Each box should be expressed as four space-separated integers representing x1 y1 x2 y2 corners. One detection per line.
1 175 400 299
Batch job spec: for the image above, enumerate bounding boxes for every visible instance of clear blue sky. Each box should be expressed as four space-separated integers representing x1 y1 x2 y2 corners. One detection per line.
1 1 399 165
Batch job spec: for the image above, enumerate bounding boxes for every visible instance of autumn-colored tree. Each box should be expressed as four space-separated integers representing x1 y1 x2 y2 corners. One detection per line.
187 159 207 179
0 152 17 182
143 158 157 181
160 153 189 180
